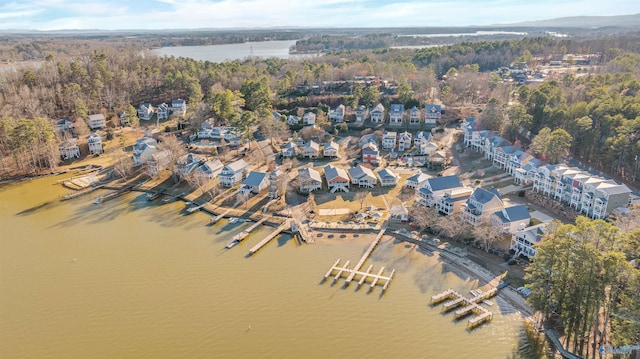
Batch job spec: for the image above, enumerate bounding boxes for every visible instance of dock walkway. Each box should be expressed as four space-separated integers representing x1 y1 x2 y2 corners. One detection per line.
430 288 498 329
225 217 268 248
210 208 233 224
248 220 289 255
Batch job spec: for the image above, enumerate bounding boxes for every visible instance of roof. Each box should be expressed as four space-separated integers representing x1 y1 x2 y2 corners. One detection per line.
383 131 397 138
359 134 379 147
377 168 398 180
298 167 322 183
407 172 429 183
199 159 223 174
371 103 385 113
348 165 376 180
390 104 404 114
425 104 442 113
225 159 248 172
283 142 297 150
87 133 101 141
495 204 530 223
88 113 105 121
399 131 412 141
242 171 267 187
172 99 186 106
324 164 349 181
425 175 462 191
471 188 501 204
304 140 320 151
324 141 339 150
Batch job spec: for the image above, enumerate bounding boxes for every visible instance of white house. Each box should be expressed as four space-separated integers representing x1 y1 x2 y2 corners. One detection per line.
461 188 504 226
298 167 322 193
59 138 80 160
133 137 159 166
510 224 547 259
172 99 187 116
218 159 249 187
398 131 412 151
324 164 350 193
87 114 106 130
348 165 377 188
355 105 368 122
177 153 204 178
302 140 320 159
328 104 346 122
405 172 430 189
436 187 474 216
414 131 432 147
370 103 385 123
492 204 531 234
287 115 301 125
138 103 154 121
323 141 339 158
409 106 421 126
417 175 463 207
87 133 103 154
55 118 74 133
382 131 397 150
419 141 438 156
389 104 404 126
157 103 170 121
303 112 316 126
240 171 269 194
281 142 298 158
377 168 399 186
196 159 224 180
424 104 441 127
146 149 171 176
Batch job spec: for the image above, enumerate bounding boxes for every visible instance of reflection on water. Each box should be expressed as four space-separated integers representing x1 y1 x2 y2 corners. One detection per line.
1 176 527 358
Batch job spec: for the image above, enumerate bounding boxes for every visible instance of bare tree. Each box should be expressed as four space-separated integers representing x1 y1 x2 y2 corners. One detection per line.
159 134 187 183
472 218 505 252
409 203 439 233
111 149 133 179
354 190 368 211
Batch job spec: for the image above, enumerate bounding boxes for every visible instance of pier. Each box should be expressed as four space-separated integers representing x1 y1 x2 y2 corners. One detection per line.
322 229 395 292
430 288 498 329
210 208 233 224
61 185 104 201
225 217 268 249
248 220 289 255
93 185 134 204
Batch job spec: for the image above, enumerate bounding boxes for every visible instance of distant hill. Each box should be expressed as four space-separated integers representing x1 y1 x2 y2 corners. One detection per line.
499 13 640 28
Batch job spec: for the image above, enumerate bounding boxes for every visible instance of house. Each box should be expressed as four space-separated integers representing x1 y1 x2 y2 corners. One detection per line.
436 187 474 215
348 165 377 188
218 159 249 187
359 133 379 148
429 150 447 167
492 204 531 234
268 167 285 198
328 104 346 122
281 142 298 158
419 141 438 156
382 131 397 150
369 103 385 123
355 105 368 122
409 106 421 126
240 171 269 194
287 115 301 126
405 172 430 189
303 112 316 126
377 168 399 186
87 114 106 130
361 142 381 165
133 137 159 166
389 104 404 126
390 205 409 221
298 167 322 193
414 131 432 147
302 140 320 159
195 159 224 180
177 153 204 178
510 223 547 259
172 99 187 116
157 103 170 121
87 133 103 154
462 117 479 147
424 104 441 127
146 149 171 176
461 188 504 226
138 103 154 121
59 138 80 160
417 175 463 206
323 141 339 158
397 131 412 152
324 164 350 193
55 118 74 133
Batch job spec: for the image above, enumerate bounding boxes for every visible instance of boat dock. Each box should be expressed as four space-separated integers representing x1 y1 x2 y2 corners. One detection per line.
225 217 268 249
93 185 134 204
430 287 498 329
61 185 104 201
248 220 289 255
322 229 395 292
186 201 210 213
210 208 233 224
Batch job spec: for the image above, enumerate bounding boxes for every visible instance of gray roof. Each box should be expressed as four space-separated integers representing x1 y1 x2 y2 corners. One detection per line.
324 164 349 181
496 204 530 223
348 165 376 180
390 104 404 114
242 171 267 187
225 159 248 172
377 168 397 180
426 175 462 191
298 167 322 183
324 141 339 150
407 172 429 183
199 159 223 175
471 188 501 204
88 114 105 121
305 140 320 151
425 104 442 113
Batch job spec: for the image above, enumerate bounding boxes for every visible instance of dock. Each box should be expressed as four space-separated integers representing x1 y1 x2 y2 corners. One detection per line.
61 185 104 201
322 229 395 292
430 287 499 329
93 185 134 204
210 208 233 224
248 221 289 255
225 217 268 249
186 201 210 213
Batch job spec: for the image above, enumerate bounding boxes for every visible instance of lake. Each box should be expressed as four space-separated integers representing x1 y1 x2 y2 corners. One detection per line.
153 40 312 63
0 175 527 358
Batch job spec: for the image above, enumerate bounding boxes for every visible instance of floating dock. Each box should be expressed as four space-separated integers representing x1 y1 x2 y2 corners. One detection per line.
225 217 268 249
248 221 289 255
322 229 395 292
430 287 498 329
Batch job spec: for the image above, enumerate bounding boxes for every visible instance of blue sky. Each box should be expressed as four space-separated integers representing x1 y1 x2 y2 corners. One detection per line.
1 0 638 30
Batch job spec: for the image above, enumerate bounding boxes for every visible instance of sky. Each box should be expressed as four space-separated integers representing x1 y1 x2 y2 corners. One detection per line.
0 0 639 31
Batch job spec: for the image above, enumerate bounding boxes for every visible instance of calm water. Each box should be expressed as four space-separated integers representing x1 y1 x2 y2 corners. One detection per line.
153 40 311 62
0 176 525 358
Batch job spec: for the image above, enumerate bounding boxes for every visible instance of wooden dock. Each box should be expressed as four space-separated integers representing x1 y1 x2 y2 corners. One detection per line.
61 185 104 201
430 289 456 304
210 208 233 224
93 185 134 204
248 221 289 255
225 217 268 249
345 229 386 284
430 287 498 329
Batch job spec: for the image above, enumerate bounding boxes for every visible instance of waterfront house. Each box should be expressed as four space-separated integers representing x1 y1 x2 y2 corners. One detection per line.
172 99 187 116
405 172 430 189
382 131 397 150
324 164 350 193
409 106 421 126
491 204 531 234
157 103 170 121
419 141 438 156
389 104 404 126
138 103 154 121
355 105 368 122
240 171 269 194
268 167 285 199
461 188 504 226
87 133 103 154
133 136 159 166
55 118 74 134
436 187 473 216
146 149 171 176
398 131 412 152
361 142 381 166
297 167 323 193
177 153 204 178
370 103 385 123
196 159 224 180
424 104 441 127
417 175 463 207
414 131 432 147
218 159 249 187
302 140 320 159
281 142 298 158
510 224 547 259
303 112 316 126
87 114 106 130
348 165 377 188
323 141 339 158
328 104 346 122
59 138 80 160
390 205 409 221
377 168 399 187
